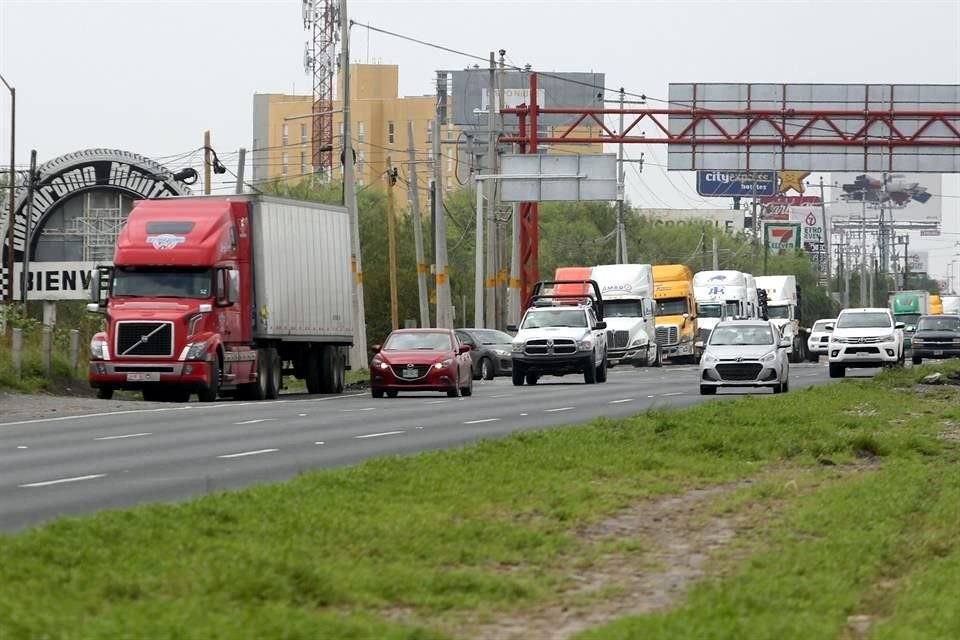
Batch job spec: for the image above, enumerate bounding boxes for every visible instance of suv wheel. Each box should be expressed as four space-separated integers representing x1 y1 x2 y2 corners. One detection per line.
828 363 845 378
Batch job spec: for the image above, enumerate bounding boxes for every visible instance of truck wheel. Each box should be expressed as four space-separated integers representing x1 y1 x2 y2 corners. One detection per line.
95 386 114 400
305 349 322 394
596 355 608 382
333 351 345 393
828 363 845 379
319 346 337 394
654 346 663 368
198 358 221 403
512 366 525 386
265 348 281 399
913 354 922 365
583 356 597 384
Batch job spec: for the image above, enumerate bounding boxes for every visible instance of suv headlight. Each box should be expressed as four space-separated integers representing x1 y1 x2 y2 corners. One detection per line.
577 338 594 352
184 340 211 361
760 351 777 363
89 336 108 360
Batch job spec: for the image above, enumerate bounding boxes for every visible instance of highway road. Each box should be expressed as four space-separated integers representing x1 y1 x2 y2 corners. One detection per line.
0 362 847 532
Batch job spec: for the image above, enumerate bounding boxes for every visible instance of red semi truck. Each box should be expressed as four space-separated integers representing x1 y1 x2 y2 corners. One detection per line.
87 194 354 402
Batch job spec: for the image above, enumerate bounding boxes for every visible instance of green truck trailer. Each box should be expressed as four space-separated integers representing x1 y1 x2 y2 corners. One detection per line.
889 290 930 348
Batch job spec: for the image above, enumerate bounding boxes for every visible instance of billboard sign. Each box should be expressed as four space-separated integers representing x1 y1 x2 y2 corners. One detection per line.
906 251 928 274
500 153 617 202
695 170 776 197
828 173 942 224
642 208 744 232
765 222 802 252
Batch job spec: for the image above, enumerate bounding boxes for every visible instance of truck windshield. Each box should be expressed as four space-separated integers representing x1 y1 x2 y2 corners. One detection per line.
656 298 688 316
697 303 721 318
766 305 790 320
521 309 587 329
606 300 643 318
837 312 892 329
894 313 921 328
112 267 213 299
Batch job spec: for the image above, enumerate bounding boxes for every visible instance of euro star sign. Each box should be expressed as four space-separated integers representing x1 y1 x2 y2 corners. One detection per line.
777 171 811 195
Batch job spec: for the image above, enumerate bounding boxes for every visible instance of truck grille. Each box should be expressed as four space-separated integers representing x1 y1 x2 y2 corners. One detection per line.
524 338 577 355
716 363 763 381
608 330 630 349
656 325 679 346
115 322 173 357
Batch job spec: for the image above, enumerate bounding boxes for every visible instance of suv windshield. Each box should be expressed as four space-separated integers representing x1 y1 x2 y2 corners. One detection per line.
697 303 721 318
709 325 774 346
112 267 212 299
606 300 643 318
521 308 588 329
812 320 834 332
836 312 892 329
917 316 960 332
656 298 688 316
384 332 452 350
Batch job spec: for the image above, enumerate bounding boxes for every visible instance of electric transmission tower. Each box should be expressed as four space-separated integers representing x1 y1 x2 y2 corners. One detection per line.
303 0 340 180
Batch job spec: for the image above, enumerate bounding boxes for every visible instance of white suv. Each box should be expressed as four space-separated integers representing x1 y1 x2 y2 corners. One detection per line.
827 308 904 378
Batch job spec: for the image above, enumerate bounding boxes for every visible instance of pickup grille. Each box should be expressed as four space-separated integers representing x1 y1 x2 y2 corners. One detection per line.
608 330 630 349
656 325 679 346
115 322 173 357
716 363 763 381
524 338 577 355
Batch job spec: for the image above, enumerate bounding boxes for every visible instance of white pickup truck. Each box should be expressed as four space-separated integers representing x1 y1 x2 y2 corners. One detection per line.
827 307 905 378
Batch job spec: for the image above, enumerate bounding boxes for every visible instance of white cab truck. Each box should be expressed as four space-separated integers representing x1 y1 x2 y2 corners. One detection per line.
941 295 960 316
755 275 811 363
590 263 660 367
693 270 750 347
744 274 760 319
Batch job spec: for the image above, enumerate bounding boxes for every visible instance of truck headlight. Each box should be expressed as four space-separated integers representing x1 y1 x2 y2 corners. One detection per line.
184 340 211 361
511 341 523 353
89 336 108 360
629 336 648 347
577 338 593 352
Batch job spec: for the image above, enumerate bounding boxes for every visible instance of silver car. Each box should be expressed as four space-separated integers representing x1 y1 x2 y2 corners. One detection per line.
699 320 791 395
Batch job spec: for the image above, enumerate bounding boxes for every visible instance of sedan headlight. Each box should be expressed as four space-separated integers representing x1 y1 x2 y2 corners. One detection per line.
184 340 211 361
760 351 777 363
89 336 108 360
371 356 390 370
434 358 453 370
701 352 719 365
494 348 511 356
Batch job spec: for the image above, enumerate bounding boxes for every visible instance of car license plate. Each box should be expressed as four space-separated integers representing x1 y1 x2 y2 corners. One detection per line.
401 368 418 379
126 372 160 382
934 350 943 356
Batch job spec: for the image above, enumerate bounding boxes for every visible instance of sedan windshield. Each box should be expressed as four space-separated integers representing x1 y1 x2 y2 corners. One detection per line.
837 312 892 329
709 325 774 346
697 303 722 318
521 309 587 329
917 316 960 332
466 329 513 345
657 298 688 316
112 267 212 299
384 332 452 350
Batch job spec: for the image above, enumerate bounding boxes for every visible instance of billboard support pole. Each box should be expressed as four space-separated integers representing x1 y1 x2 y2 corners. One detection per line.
518 72 539 312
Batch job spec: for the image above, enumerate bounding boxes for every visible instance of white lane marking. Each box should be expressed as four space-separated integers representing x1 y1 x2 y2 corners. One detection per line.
355 430 405 439
520 413 528 416
298 413 307 417
218 448 279 459
544 407 574 413
314 441 325 445
94 432 152 441
233 418 278 425
662 392 684 397
647 395 655 398
0 393 368 428
342 407 376 412
609 398 633 404
464 418 500 424
20 473 107 488
490 394 512 398
17 445 28 449
424 400 447 405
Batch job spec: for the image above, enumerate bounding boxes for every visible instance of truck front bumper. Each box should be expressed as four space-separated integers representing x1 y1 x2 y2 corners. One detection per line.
608 345 648 365
89 361 212 390
660 341 694 357
512 353 591 375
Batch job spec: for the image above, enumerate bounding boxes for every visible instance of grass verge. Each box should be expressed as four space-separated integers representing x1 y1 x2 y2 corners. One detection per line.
2 362 960 639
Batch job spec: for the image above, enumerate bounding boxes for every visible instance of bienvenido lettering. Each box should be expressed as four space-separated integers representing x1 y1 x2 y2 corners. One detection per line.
21 267 94 293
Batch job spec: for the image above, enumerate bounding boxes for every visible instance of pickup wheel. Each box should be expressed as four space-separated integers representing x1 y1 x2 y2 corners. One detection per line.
596 354 608 383
525 373 540 385
913 354 922 365
828 363 846 378
583 355 597 384
512 365 525 386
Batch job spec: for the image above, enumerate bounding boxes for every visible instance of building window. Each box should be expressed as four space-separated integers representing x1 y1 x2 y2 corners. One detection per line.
282 151 289 175
282 123 289 146
447 155 453 172
427 121 433 143
300 123 307 144
387 121 395 144
300 151 306 176
446 177 452 192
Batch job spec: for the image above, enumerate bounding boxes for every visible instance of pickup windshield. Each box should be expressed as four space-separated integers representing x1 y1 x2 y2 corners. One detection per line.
697 303 721 318
917 316 960 331
521 309 588 329
837 312 892 329
112 267 212 299
656 298 688 316
605 300 643 318
766 305 790 320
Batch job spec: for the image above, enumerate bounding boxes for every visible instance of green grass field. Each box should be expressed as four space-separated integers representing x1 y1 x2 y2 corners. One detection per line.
2 363 960 639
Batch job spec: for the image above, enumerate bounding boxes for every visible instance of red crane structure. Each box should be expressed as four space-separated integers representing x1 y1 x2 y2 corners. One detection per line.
500 73 960 308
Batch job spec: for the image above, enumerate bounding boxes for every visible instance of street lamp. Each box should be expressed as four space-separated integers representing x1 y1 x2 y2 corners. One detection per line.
0 72 13 304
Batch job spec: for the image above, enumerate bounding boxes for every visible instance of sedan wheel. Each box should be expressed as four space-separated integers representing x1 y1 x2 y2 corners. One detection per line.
480 358 495 381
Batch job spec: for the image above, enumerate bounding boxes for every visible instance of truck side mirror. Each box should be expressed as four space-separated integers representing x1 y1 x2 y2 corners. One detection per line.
595 321 607 330
92 265 113 309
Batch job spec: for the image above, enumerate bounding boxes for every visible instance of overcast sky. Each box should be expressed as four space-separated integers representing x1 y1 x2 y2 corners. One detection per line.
1 0 959 278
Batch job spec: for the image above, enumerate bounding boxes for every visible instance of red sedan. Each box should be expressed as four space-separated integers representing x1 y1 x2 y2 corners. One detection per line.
370 329 473 398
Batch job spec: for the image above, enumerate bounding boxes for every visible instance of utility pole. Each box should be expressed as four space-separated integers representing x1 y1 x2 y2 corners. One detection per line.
234 148 246 194
484 51 497 328
818 177 831 287
507 146 520 328
712 235 719 270
341 0 368 366
860 192 868 307
474 175 484 328
432 73 451 328
2 72 15 304
616 87 627 264
203 130 212 195
386 160 399 330
20 149 36 314
406 121 429 328
497 49 508 329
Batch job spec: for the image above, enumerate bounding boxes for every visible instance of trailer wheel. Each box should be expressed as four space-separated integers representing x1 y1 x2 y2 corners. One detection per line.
265 348 281 399
305 349 322 394
319 346 337 394
334 351 345 393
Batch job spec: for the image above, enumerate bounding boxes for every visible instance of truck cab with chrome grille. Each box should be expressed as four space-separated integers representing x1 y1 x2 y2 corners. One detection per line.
507 279 609 386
